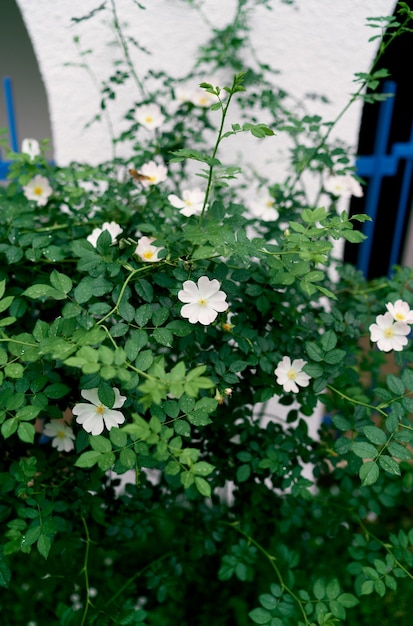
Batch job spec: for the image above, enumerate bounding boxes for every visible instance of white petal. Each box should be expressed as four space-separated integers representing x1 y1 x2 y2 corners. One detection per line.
80 389 100 405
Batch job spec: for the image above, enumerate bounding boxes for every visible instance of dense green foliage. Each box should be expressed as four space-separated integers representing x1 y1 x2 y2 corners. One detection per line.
1 2 413 625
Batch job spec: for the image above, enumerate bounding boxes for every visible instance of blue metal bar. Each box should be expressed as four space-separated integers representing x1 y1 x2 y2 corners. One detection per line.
356 81 396 276
388 122 413 272
3 76 19 152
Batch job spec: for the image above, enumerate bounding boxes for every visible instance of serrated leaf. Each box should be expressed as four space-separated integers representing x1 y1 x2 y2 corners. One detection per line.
387 374 404 396
194 476 211 497
248 608 272 624
363 425 386 446
359 461 379 486
50 270 73 294
379 455 401 476
305 341 324 362
352 441 377 459
37 533 52 559
74 450 102 468
0 560 11 588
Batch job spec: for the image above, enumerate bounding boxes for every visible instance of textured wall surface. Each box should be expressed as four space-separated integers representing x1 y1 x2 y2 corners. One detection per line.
14 0 395 171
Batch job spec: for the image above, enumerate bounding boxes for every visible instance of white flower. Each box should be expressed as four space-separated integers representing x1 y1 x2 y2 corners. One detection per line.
134 103 165 130
23 175 52 206
168 188 206 217
274 356 311 393
178 276 228 325
135 236 164 262
369 312 410 352
136 160 168 188
324 174 363 199
43 420 75 452
189 89 218 107
248 188 279 221
385 299 413 324
21 138 40 160
87 221 123 247
175 86 196 104
72 388 126 435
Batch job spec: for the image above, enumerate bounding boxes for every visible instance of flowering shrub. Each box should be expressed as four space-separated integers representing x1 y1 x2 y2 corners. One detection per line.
1 2 413 625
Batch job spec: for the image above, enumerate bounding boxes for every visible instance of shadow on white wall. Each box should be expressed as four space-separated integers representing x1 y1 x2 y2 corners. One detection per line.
0 0 53 156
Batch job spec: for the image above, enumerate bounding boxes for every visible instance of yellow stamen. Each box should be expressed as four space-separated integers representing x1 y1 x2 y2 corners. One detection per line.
96 404 105 414
145 116 153 124
143 251 154 260
287 369 297 380
384 328 394 338
395 313 405 320
56 430 66 439
198 298 207 307
33 186 43 196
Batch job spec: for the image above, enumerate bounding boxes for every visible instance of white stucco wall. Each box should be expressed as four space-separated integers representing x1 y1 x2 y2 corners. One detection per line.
15 0 395 172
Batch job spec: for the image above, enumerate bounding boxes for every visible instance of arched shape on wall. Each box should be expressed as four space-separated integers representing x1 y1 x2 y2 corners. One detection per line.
345 0 413 278
0 0 53 156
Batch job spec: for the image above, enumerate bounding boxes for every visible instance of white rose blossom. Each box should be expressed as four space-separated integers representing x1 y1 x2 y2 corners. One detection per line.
135 160 168 188
324 174 363 199
178 276 228 325
248 188 279 222
21 138 40 160
274 356 311 393
22 175 52 206
369 311 410 352
134 103 165 130
385 299 413 324
43 420 75 452
168 188 206 217
72 388 126 435
135 236 164 262
87 221 123 247
189 89 218 107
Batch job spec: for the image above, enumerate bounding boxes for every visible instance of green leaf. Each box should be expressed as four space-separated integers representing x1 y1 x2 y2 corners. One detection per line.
90 435 112 454
379 455 401 476
313 578 325 600
326 578 340 600
320 330 337 352
249 608 272 624
305 342 324 362
352 441 378 459
359 461 379 486
153 328 173 347
119 448 136 469
236 464 251 482
324 349 346 365
194 476 211 497
363 425 386 446
337 593 359 608
37 533 52 559
74 450 102 468
0 559 11 588
23 284 66 300
17 422 35 444
192 461 215 476
50 270 73 294
259 594 278 610
386 374 404 396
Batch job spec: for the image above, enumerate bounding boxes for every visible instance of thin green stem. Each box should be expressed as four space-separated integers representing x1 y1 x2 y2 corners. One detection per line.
109 0 147 98
357 517 413 582
199 79 237 226
79 515 93 626
105 551 173 608
327 384 388 418
96 266 149 325
223 521 310 625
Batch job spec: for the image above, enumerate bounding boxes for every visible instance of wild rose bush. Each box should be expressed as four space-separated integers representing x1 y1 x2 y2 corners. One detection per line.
1 2 413 625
